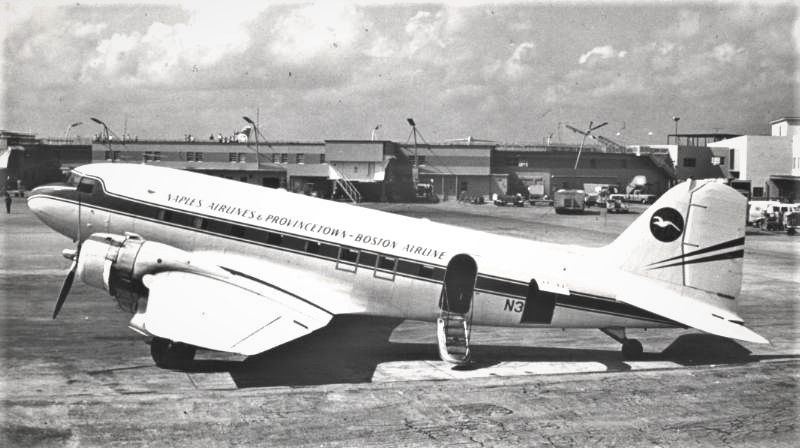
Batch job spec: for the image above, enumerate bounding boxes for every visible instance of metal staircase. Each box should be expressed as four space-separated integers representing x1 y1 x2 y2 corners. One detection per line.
436 288 473 365
329 166 362 204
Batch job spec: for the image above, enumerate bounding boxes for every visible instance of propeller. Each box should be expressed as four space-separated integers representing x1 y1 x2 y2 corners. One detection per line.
53 249 78 319
53 179 83 319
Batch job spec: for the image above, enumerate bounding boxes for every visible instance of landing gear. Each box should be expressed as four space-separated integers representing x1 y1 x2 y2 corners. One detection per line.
600 327 644 360
150 337 196 370
621 339 644 360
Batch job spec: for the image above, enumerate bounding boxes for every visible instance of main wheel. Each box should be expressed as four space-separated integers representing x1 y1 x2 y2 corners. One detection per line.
621 339 644 360
150 337 196 370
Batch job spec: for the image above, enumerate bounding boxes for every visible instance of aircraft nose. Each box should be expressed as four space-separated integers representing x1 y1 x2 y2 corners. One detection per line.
27 184 78 240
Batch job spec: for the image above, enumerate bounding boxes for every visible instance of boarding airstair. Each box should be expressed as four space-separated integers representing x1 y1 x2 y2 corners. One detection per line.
436 274 474 366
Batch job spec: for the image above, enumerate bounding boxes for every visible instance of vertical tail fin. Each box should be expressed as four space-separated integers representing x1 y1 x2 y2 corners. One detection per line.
607 179 747 305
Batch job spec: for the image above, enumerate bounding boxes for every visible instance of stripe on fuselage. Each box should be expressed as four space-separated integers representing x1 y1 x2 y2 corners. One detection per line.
30 180 676 326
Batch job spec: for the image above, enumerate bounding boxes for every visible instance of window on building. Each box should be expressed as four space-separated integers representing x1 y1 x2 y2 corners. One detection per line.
271 153 278 163
417 155 426 165
752 187 764 198
505 157 518 167
187 151 203 162
683 158 696 167
280 153 288 164
143 151 161 162
296 153 305 164
353 165 359 173
112 151 120 161
229 152 238 162
730 149 735 169
104 151 112 160
711 156 725 166
239 176 248 182
320 153 325 163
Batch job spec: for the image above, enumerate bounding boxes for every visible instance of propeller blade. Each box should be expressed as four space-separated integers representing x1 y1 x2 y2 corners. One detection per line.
590 121 608 131
53 260 77 319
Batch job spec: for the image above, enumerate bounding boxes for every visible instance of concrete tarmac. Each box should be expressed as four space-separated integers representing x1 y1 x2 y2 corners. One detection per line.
1 197 798 447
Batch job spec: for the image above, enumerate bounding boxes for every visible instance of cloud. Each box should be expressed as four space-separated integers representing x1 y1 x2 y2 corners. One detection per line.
675 9 701 38
578 45 627 66
82 2 268 83
711 43 744 64
504 41 536 79
269 4 368 64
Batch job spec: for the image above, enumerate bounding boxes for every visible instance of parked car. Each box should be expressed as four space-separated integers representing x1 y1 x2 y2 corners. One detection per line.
606 199 629 214
494 194 525 207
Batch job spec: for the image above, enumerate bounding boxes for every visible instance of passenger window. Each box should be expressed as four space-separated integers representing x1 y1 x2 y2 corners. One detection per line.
339 247 358 263
378 255 397 271
418 265 434 278
359 251 377 267
230 225 246 238
282 236 306 251
267 233 283 245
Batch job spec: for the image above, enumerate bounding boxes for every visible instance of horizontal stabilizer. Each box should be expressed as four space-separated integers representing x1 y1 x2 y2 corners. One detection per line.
130 271 333 355
616 274 769 344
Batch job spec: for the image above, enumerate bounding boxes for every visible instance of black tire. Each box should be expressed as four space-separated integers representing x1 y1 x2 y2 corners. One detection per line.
150 337 196 370
621 339 644 360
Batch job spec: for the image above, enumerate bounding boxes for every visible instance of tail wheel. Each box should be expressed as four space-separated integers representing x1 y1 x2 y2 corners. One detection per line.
150 337 196 370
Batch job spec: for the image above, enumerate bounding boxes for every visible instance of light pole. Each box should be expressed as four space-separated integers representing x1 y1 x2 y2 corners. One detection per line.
90 117 111 141
371 124 381 141
407 118 418 185
64 122 83 140
242 116 263 164
672 116 680 144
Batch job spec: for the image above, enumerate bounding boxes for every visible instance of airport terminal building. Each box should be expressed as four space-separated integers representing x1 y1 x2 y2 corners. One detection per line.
6 119 795 201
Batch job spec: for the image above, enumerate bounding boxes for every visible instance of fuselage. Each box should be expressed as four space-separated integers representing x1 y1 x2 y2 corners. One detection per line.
28 163 675 329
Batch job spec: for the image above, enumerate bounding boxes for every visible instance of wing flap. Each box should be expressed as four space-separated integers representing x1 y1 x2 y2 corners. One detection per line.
130 271 333 355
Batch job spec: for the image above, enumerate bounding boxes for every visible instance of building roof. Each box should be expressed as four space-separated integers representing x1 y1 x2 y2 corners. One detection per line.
769 117 800 125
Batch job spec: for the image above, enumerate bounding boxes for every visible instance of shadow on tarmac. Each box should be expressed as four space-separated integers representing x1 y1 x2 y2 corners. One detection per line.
179 316 797 388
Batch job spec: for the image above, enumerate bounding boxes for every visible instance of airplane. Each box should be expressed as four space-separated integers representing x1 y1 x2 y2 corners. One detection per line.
27 163 768 369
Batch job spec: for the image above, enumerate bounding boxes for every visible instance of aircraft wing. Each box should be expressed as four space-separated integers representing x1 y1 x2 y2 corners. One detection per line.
615 273 769 344
129 270 334 356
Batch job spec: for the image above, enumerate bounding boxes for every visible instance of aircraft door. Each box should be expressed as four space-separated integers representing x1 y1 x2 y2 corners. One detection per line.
520 279 556 324
437 254 478 365
439 254 478 314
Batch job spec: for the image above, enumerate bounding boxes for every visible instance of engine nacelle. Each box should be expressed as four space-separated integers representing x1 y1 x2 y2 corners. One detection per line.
76 233 228 313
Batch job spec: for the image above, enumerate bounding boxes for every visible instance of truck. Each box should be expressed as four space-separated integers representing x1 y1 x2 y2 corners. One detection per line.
609 190 657 204
553 189 586 214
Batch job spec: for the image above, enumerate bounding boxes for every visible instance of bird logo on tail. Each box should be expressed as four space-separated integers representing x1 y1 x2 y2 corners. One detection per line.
649 208 684 242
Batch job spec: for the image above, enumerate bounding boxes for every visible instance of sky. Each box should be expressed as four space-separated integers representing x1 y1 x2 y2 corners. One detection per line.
1 0 797 146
